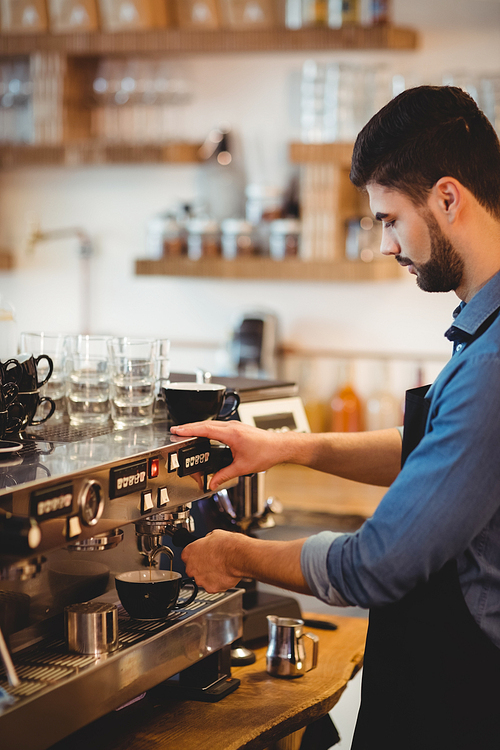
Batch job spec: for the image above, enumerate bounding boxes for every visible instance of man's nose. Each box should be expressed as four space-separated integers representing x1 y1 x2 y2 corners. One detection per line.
380 228 400 257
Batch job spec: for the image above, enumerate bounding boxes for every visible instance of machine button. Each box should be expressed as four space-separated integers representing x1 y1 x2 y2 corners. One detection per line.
140 490 154 514
149 457 160 479
66 516 82 539
157 487 170 507
168 453 179 472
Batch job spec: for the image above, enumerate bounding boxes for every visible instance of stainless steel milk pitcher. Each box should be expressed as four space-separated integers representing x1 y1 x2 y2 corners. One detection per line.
266 615 319 678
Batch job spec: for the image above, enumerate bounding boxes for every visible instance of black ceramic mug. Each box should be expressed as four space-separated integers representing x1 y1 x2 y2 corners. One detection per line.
0 407 23 439
6 353 53 393
0 379 18 412
13 391 56 430
115 569 198 620
161 382 240 426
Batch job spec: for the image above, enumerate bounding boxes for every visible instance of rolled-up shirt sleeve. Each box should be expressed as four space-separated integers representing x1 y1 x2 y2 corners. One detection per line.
301 532 351 606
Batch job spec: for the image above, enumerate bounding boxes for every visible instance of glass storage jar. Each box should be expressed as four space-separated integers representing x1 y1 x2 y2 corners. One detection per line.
186 218 221 260
269 219 301 260
221 219 255 259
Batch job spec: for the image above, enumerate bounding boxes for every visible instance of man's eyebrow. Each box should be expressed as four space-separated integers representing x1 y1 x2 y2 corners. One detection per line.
375 212 389 222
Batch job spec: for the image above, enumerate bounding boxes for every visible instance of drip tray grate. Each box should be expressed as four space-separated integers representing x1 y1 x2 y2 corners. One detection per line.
0 590 230 704
26 421 115 444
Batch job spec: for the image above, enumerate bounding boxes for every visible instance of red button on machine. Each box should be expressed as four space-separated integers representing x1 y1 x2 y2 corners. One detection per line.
148 458 160 479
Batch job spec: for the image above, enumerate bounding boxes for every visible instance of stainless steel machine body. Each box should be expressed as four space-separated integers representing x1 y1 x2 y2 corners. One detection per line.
0 421 242 750
0 375 309 750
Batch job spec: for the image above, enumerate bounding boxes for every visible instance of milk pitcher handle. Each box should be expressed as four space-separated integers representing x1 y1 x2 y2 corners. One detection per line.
302 632 319 672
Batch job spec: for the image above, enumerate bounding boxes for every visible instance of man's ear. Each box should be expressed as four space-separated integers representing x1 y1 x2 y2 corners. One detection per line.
431 178 462 222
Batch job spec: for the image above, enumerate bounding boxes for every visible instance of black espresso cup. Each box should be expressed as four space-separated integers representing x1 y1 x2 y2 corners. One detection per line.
11 391 56 431
161 382 240 426
0 407 24 439
6 353 53 393
0 379 18 412
115 570 198 620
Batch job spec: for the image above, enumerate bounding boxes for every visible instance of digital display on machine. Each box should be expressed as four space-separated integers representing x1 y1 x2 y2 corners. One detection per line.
253 413 298 431
109 460 148 499
30 483 73 520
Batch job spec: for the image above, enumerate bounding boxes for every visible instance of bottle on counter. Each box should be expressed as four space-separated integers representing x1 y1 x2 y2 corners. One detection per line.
301 0 328 26
365 361 401 431
330 360 364 432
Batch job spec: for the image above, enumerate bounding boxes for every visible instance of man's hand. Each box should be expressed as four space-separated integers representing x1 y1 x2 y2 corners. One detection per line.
181 529 311 595
181 530 242 592
170 420 288 490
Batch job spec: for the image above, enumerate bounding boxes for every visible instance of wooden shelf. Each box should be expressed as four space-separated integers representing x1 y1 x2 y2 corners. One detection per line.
290 141 354 167
0 250 14 270
0 25 418 56
0 141 202 167
135 256 402 281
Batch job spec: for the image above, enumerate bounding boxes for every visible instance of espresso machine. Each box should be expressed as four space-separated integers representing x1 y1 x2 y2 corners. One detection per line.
0 374 310 750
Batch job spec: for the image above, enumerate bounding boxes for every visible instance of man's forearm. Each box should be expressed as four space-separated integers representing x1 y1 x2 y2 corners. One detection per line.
282 428 402 487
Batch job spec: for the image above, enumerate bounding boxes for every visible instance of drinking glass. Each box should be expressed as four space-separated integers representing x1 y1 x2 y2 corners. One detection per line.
66 335 112 426
19 331 68 422
153 338 171 422
108 338 157 429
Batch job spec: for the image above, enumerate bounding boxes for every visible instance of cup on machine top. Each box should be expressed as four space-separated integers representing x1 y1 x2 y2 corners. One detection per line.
161 382 240 426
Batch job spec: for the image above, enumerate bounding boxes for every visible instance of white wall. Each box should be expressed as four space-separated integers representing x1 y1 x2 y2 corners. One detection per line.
0 0 499 396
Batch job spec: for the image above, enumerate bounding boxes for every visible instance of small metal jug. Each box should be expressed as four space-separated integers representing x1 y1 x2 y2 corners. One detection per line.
266 615 319 678
65 601 119 655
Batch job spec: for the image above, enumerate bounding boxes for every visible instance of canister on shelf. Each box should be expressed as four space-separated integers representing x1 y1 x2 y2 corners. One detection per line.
245 184 283 224
269 219 301 260
221 219 255 259
146 214 186 259
186 218 221 260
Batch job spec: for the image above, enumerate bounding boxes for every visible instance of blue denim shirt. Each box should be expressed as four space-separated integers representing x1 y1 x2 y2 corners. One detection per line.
302 269 500 648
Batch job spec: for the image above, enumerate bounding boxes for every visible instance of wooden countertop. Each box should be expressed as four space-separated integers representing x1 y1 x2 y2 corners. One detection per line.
266 464 386 520
50 613 367 750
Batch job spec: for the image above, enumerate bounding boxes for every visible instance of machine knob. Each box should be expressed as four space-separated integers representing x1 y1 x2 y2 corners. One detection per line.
78 480 104 527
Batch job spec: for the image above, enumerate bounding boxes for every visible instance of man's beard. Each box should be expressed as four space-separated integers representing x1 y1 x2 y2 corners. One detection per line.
397 210 464 293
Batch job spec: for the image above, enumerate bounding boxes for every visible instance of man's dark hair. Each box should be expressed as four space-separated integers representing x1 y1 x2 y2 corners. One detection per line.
350 85 500 219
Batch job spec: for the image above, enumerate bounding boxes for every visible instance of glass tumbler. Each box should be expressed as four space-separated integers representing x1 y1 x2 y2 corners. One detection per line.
108 338 157 429
66 335 112 426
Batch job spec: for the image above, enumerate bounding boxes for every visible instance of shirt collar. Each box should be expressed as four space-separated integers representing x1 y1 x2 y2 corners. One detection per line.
445 269 500 344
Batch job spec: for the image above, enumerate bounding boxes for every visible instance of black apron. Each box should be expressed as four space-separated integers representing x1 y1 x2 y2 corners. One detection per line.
352 385 500 750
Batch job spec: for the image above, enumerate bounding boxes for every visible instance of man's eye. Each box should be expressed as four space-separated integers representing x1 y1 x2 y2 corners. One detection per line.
384 220 395 229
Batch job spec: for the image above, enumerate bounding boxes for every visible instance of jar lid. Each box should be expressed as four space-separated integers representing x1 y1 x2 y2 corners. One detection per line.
269 219 302 234
221 219 253 234
186 218 219 234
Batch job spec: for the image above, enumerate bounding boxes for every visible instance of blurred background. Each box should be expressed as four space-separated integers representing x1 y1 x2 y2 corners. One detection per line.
0 0 499 432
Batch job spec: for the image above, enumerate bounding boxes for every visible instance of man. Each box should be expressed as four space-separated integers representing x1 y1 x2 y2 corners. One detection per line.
171 87 500 748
